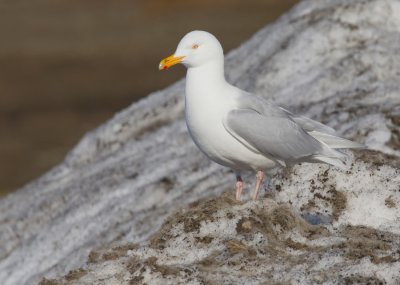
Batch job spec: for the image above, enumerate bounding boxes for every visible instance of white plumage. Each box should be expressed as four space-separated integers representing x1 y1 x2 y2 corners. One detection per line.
159 31 364 200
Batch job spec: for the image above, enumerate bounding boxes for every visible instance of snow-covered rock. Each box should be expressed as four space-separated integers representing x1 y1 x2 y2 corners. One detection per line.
1 0 400 284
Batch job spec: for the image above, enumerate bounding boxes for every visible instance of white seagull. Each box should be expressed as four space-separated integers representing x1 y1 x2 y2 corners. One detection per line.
159 31 363 201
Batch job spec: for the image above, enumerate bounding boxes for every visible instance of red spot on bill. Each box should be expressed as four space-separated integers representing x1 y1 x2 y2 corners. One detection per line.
163 66 168 70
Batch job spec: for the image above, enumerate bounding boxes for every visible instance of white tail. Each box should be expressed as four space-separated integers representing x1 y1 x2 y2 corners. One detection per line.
309 131 365 149
289 114 365 169
307 131 365 169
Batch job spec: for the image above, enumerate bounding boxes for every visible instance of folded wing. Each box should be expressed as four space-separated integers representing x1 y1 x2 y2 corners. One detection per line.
223 92 364 168
223 109 326 165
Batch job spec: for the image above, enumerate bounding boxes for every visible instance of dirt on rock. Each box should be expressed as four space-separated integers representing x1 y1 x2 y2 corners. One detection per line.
44 190 400 284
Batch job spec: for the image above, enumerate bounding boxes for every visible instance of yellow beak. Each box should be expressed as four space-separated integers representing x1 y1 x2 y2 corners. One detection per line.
159 54 185 70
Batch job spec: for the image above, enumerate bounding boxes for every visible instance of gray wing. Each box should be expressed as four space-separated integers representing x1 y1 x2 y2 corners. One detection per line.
223 109 323 163
223 92 326 163
236 91 336 135
283 111 336 135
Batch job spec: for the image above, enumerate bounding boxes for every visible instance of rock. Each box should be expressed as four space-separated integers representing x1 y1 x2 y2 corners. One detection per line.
1 0 400 284
39 149 400 285
46 179 400 285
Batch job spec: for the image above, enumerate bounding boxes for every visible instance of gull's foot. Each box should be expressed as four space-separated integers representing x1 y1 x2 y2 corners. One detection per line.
251 170 264 200
235 175 243 201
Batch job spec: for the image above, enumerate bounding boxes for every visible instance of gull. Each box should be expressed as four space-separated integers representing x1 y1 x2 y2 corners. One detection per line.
159 31 363 201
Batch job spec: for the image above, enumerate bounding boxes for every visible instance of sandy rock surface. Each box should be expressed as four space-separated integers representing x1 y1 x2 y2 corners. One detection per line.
1 0 400 284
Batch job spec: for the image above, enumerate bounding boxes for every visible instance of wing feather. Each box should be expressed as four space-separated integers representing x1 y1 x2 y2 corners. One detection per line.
236 91 336 134
223 109 323 163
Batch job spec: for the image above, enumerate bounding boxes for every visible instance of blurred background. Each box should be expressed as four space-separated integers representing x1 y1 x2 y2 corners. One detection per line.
0 0 297 196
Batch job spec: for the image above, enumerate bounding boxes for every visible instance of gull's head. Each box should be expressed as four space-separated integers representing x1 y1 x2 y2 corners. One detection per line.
159 30 223 70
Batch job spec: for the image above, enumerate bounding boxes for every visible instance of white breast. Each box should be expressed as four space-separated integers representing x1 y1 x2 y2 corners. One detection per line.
184 81 276 171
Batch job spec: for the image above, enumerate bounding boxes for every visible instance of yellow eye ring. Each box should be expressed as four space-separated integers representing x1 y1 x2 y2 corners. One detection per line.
192 44 199 49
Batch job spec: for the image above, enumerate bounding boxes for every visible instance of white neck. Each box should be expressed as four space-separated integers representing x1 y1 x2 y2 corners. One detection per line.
185 59 227 95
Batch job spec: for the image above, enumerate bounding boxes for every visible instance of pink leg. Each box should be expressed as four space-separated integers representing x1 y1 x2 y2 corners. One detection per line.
235 175 243 201
251 170 264 200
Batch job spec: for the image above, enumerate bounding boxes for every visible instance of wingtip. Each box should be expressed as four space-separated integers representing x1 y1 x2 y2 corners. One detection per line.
348 141 367 149
313 155 347 170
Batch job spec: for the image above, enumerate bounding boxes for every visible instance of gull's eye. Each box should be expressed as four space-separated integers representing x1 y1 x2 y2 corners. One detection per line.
192 44 199 50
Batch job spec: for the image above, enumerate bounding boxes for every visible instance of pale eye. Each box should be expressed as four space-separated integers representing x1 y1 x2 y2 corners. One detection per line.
192 44 199 50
